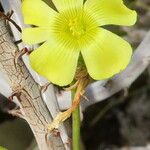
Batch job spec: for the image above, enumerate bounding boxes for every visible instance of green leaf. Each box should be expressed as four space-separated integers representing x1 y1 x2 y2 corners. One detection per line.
0 146 7 150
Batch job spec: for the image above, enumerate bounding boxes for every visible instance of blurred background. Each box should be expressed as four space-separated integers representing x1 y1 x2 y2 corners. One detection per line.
0 0 150 150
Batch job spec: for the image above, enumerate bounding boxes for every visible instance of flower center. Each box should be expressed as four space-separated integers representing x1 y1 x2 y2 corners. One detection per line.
52 9 98 49
68 18 86 37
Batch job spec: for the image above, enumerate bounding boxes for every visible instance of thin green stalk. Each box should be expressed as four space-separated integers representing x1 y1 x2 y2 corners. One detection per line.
72 90 80 150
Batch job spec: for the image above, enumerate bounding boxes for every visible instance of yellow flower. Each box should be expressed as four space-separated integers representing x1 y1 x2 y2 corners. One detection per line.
22 0 137 86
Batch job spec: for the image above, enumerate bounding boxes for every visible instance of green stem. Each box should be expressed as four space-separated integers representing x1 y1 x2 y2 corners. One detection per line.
72 90 80 150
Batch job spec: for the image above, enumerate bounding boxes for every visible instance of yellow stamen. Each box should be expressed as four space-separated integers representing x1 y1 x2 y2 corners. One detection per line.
68 18 85 37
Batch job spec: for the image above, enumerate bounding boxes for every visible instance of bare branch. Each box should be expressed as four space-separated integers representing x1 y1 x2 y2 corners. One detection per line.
1 0 71 149
0 18 66 150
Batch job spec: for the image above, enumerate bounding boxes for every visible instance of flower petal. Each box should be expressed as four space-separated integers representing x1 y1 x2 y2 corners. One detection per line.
22 27 51 44
52 0 83 12
30 41 79 86
22 0 58 26
84 0 137 26
81 28 132 80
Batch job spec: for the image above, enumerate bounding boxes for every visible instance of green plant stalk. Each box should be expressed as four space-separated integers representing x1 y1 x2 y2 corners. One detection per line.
72 89 80 150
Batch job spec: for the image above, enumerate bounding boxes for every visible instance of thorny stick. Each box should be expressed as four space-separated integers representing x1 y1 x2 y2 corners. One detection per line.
14 47 32 64
0 11 22 32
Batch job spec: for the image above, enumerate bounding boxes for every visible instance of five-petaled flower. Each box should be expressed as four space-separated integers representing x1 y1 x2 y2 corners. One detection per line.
22 0 137 86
